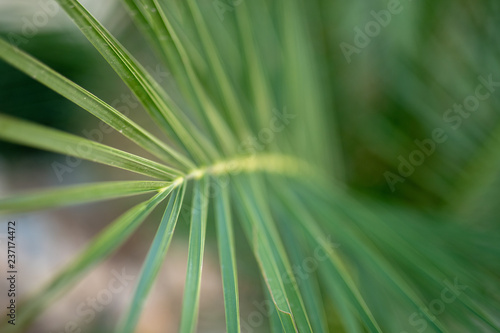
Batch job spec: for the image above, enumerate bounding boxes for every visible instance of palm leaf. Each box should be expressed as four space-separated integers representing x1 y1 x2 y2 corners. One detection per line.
0 38 191 169
56 0 217 163
233 175 313 332
9 186 173 331
0 180 170 212
215 182 241 332
0 114 180 179
0 0 499 332
119 183 185 333
179 176 209 333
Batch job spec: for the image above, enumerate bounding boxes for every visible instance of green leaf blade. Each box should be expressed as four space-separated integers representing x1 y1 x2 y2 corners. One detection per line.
273 182 383 333
56 0 218 164
0 114 180 179
0 38 192 170
276 220 329 333
179 177 209 333
0 180 170 213
215 182 240 333
14 186 173 331
185 0 251 141
119 183 186 333
233 175 313 333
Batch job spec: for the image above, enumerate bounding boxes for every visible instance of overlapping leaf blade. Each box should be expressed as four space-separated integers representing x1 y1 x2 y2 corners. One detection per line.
233 175 313 333
56 0 218 163
215 182 240 332
276 216 329 333
119 183 185 333
9 186 173 331
179 177 209 333
271 179 382 332
127 0 239 155
0 38 191 169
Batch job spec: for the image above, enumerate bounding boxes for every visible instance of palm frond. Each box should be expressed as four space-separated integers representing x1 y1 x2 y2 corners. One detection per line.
0 0 499 332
